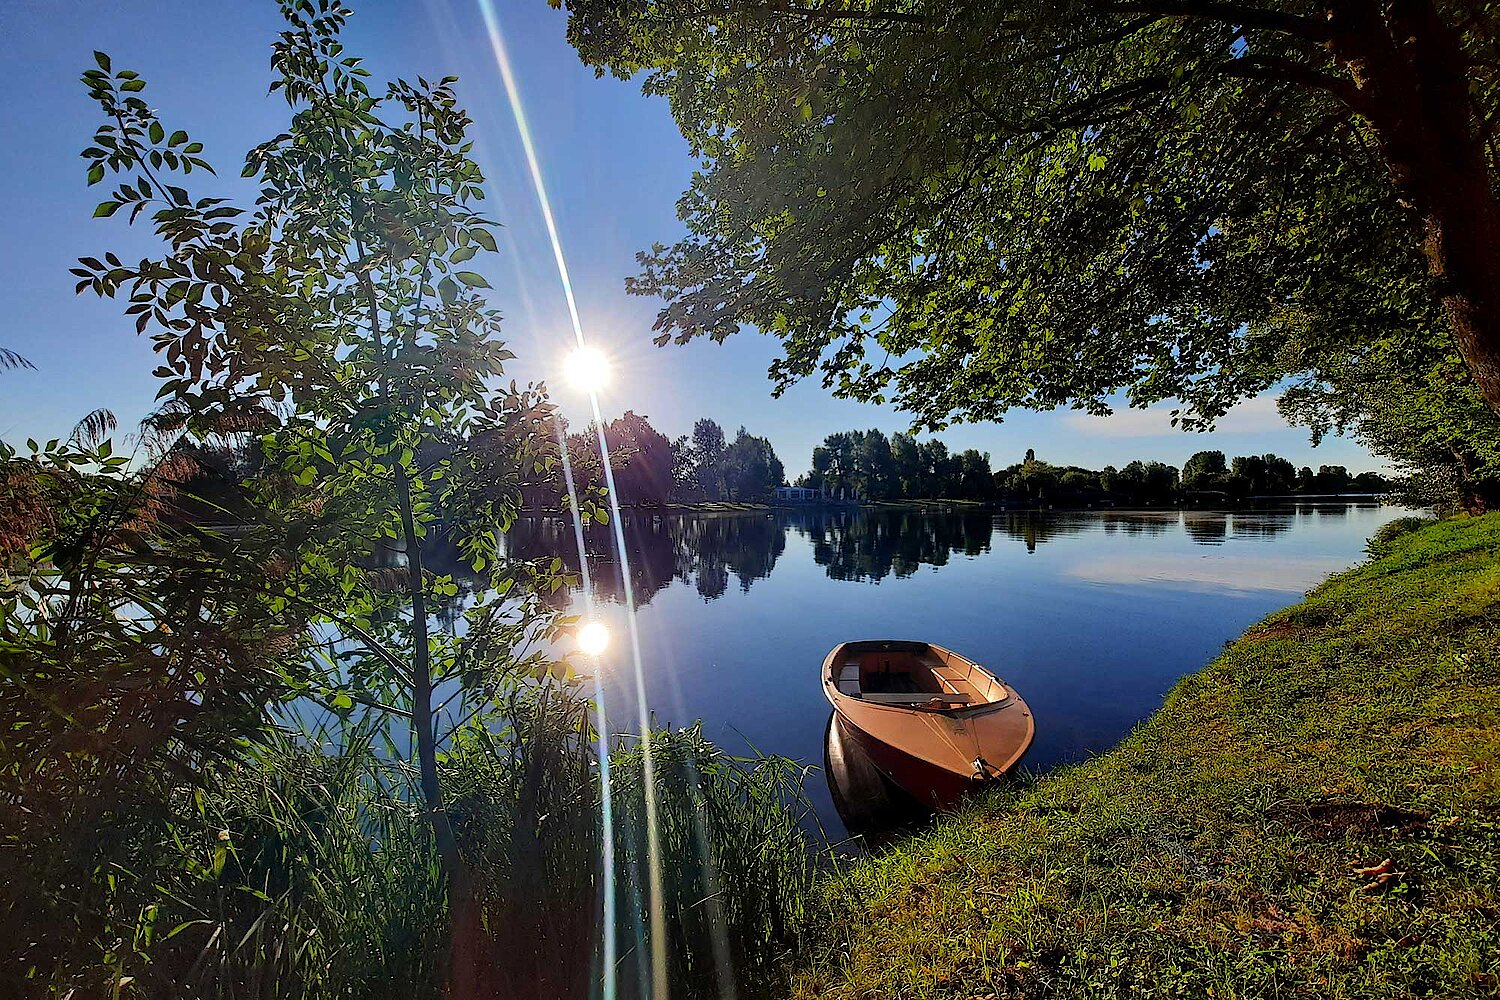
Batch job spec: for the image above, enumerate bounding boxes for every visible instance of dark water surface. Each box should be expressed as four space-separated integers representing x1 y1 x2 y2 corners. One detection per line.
509 504 1403 837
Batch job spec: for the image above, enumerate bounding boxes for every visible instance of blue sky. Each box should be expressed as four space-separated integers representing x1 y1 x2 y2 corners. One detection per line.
0 0 1381 477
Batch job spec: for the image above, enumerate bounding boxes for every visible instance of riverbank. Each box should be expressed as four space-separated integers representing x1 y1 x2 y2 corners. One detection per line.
793 513 1500 997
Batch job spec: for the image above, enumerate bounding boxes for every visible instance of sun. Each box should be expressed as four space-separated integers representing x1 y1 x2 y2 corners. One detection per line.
563 345 610 394
577 620 610 657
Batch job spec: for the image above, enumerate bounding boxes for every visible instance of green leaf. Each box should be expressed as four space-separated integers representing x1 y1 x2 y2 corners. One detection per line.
87 163 104 186
332 692 354 710
455 271 490 288
93 51 111 72
120 79 146 92
471 228 497 253
149 121 164 144
93 201 121 218
168 130 188 147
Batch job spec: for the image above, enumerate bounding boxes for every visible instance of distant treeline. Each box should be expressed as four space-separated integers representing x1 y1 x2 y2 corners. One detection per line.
794 430 1393 505
168 420 1393 519
523 414 786 507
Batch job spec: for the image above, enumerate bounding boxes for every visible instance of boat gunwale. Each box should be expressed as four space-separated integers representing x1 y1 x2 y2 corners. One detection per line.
822 639 1015 717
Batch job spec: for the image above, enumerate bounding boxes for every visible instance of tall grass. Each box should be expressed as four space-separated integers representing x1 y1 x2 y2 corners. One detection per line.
444 684 603 1000
609 723 818 998
21 688 821 999
91 727 448 1000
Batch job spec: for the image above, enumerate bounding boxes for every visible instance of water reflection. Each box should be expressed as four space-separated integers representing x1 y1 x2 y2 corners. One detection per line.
506 507 1315 608
795 510 994 582
822 713 931 843
506 512 786 606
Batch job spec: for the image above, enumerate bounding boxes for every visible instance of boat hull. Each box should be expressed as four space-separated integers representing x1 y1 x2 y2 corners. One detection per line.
821 640 1034 810
836 712 980 810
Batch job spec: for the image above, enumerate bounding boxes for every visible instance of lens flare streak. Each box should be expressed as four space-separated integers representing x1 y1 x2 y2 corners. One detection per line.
480 5 669 997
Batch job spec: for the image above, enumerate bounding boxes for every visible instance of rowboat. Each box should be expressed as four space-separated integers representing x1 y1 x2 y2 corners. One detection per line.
821 640 1034 809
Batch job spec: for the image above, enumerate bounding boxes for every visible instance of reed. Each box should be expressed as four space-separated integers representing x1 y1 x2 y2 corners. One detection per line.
444 684 603 1000
608 723 818 998
26 690 822 999
109 727 448 1000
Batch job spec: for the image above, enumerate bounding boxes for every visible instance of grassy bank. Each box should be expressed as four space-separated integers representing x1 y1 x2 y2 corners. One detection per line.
794 514 1500 998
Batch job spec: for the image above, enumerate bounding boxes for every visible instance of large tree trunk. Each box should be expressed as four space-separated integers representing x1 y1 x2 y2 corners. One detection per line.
1328 0 1500 415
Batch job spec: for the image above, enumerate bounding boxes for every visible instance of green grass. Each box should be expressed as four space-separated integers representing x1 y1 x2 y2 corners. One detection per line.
793 513 1500 998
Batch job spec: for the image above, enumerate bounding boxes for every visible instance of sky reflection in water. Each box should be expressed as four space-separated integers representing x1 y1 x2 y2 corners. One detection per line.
507 504 1404 836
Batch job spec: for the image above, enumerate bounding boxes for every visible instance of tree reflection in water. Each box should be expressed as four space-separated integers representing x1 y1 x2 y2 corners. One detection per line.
505 512 788 607
793 509 995 581
502 506 1302 609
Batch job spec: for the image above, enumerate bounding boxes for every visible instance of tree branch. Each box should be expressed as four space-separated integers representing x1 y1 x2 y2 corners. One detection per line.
1216 54 1362 107
1096 1 1332 41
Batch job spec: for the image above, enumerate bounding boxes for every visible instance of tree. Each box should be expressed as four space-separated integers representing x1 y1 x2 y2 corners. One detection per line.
815 431 858 497
1230 453 1297 495
1182 451 1229 491
690 417 727 499
1279 331 1500 511
72 2 581 910
603 411 673 504
1114 461 1180 503
670 433 696 499
853 429 896 500
1 429 318 990
722 427 784 501
1315 465 1353 493
558 1 1500 428
890 432 923 498
956 449 995 501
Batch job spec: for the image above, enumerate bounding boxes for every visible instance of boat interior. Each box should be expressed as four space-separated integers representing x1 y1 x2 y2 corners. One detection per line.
832 641 1007 708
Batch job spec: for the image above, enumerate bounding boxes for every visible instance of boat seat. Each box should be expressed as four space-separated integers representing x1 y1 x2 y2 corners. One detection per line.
836 661 862 695
857 692 973 705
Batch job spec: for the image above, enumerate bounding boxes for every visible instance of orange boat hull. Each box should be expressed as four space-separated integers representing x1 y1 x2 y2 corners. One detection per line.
822 640 1034 810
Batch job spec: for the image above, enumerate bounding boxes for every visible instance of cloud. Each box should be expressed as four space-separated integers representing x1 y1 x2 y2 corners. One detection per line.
1066 552 1350 595
1063 394 1289 438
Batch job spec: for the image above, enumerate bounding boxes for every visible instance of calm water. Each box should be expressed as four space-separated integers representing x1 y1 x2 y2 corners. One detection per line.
508 504 1403 836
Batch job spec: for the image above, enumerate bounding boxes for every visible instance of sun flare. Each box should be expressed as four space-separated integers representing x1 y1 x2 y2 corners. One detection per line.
577 620 610 657
563 346 610 394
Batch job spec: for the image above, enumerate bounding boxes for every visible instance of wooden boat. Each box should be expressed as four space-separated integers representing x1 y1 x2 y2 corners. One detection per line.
821 640 1034 809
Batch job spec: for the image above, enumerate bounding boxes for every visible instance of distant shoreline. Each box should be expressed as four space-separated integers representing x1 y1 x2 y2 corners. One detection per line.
519 495 1390 517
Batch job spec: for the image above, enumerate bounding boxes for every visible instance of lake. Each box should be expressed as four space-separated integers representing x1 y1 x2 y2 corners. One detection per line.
508 503 1405 838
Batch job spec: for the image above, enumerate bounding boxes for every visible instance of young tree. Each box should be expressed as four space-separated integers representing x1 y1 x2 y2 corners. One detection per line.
74 1 585 904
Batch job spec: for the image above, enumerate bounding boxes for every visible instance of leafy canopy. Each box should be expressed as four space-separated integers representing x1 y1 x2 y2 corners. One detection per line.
555 0 1495 432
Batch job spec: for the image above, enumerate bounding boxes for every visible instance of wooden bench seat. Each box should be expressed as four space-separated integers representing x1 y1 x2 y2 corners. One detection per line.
856 692 973 705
